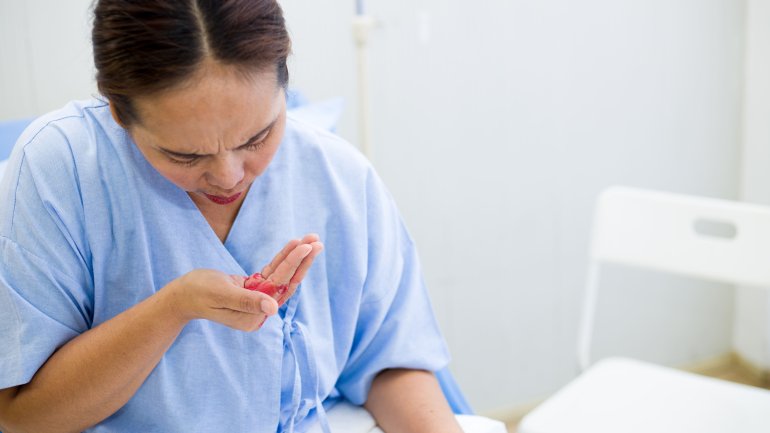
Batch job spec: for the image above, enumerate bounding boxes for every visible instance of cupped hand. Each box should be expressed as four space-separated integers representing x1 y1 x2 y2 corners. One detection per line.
163 234 323 332
251 233 324 305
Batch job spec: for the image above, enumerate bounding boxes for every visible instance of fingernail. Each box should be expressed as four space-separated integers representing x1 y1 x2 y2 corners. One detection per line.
261 299 276 315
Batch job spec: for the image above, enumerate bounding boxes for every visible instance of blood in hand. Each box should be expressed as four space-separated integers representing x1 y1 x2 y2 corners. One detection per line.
244 272 290 306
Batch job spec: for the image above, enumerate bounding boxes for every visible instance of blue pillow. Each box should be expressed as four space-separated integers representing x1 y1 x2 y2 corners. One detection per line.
287 97 344 133
0 118 32 161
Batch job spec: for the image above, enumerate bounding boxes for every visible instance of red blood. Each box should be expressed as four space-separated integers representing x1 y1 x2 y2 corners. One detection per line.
244 272 290 306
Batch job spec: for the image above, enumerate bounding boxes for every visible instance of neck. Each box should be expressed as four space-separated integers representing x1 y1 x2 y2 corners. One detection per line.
188 188 249 243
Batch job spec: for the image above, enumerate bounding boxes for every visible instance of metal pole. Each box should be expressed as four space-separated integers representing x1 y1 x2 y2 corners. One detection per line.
352 7 375 159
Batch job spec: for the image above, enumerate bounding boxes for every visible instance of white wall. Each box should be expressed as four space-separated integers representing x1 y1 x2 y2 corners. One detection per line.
736 0 770 370
0 0 748 414
0 0 96 119
283 0 744 411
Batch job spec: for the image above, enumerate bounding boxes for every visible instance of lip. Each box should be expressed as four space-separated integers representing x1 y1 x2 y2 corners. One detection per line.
203 192 243 205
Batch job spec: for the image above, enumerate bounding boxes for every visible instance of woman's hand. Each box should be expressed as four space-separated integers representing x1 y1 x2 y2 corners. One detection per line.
254 233 324 304
163 234 323 331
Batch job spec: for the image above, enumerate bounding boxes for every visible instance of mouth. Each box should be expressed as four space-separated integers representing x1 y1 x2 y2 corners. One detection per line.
203 191 243 205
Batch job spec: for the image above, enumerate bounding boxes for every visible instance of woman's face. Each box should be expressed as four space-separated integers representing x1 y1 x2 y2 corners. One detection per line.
126 62 286 208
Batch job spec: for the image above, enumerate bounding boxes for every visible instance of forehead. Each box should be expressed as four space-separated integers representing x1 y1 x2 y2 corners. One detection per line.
132 63 283 149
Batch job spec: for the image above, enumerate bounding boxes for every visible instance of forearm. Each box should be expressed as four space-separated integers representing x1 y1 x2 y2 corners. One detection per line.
364 369 463 433
0 240 318 433
0 287 188 433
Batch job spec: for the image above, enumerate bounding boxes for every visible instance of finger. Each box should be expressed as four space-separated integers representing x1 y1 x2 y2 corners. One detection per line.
215 308 271 332
260 234 320 278
276 242 324 306
299 233 320 244
260 297 279 316
222 288 279 315
289 241 324 289
229 274 247 287
268 243 312 285
261 238 301 277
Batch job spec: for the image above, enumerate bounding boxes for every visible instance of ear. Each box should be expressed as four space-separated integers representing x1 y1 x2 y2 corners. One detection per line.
109 102 125 127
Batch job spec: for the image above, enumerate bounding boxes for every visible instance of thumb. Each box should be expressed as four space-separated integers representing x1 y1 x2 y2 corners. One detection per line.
229 274 247 287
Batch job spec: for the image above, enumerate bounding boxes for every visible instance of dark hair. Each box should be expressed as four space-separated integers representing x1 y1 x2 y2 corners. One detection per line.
92 0 291 126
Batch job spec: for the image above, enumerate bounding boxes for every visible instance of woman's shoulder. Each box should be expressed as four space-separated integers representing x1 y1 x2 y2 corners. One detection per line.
282 114 373 179
0 99 122 234
16 98 116 160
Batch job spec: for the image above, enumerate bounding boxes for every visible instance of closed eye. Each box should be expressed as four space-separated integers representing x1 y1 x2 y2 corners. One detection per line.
161 125 273 166
240 139 266 151
168 154 201 166
238 129 271 151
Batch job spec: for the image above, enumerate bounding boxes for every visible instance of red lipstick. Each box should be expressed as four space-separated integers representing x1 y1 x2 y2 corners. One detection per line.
204 192 242 205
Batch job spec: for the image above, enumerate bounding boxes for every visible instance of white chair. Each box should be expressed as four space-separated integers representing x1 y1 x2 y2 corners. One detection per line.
518 186 770 433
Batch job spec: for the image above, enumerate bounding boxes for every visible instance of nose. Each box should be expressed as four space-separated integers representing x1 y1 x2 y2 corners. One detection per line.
206 154 244 191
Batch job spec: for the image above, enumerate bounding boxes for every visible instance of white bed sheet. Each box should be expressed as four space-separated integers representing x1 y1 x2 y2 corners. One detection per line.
306 400 507 433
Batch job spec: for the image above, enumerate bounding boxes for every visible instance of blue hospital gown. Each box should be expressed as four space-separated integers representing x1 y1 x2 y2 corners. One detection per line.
0 99 450 432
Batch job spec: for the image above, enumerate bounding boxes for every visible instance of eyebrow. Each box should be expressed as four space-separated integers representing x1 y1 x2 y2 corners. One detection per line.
158 116 278 158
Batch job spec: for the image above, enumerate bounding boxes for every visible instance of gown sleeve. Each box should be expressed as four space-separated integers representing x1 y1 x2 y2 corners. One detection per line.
335 168 451 405
0 122 94 390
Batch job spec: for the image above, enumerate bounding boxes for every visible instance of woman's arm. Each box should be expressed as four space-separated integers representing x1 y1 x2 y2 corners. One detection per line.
364 369 464 433
0 237 322 433
0 284 192 433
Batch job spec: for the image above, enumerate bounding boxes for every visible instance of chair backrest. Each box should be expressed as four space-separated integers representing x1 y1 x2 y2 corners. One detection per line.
577 186 770 370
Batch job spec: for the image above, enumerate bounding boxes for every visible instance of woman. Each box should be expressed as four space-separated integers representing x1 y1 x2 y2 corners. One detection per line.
0 1 461 432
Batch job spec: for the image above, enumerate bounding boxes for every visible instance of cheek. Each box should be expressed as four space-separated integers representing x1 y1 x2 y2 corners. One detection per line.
132 143 200 190
245 155 271 177
246 142 282 176
156 163 204 190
